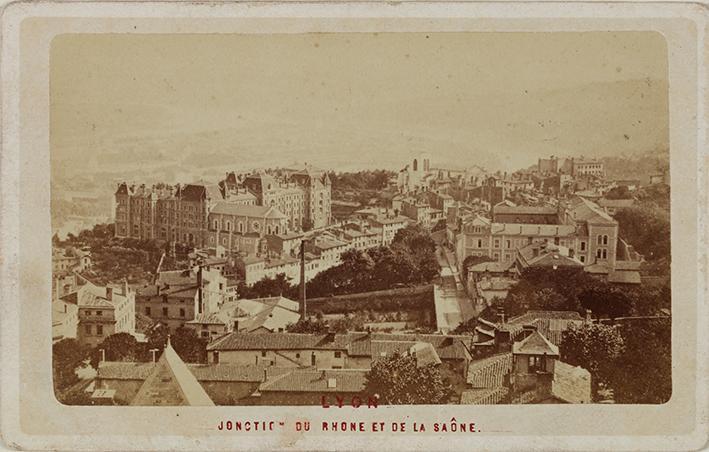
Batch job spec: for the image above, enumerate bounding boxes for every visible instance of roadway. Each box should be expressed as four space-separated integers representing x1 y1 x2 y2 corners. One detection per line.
433 246 479 333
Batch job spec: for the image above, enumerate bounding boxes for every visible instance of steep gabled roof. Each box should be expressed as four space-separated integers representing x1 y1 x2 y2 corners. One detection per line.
131 341 214 406
512 330 560 356
569 196 616 225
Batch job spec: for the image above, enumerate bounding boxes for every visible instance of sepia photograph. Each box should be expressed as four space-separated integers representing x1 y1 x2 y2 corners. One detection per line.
49 31 673 408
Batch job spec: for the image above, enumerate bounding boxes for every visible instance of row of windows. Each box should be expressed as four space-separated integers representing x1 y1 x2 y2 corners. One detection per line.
84 324 104 335
597 235 610 246
84 310 103 316
145 306 186 318
211 220 283 235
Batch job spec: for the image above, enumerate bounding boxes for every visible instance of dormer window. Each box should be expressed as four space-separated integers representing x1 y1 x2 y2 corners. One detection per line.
528 356 546 372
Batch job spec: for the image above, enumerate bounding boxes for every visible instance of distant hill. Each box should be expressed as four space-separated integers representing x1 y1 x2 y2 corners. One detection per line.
602 148 669 184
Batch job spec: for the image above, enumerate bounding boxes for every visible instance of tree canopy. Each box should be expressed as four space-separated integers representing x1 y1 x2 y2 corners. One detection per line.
53 338 91 390
560 323 625 398
608 318 671 403
615 205 670 261
365 352 452 404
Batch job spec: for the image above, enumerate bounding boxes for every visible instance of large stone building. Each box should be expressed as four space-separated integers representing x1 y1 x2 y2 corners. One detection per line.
455 196 619 269
75 281 136 348
114 168 332 248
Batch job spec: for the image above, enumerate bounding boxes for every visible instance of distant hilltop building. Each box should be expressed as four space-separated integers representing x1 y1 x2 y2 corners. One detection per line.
113 166 332 248
537 156 605 179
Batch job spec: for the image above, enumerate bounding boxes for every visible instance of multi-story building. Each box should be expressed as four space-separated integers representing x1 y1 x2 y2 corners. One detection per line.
572 159 605 178
76 281 136 348
206 202 287 252
52 247 92 274
114 182 223 248
114 167 332 247
369 215 409 247
397 154 432 193
136 267 228 332
455 196 618 269
288 167 332 230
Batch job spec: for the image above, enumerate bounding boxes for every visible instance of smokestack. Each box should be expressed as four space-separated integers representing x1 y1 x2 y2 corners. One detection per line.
197 265 203 314
300 240 307 320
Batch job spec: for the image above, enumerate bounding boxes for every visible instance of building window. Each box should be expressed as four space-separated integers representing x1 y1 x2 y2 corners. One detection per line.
84 324 92 335
261 351 267 357
213 351 219 364
96 325 103 335
597 235 602 245
554 237 560 245
580 255 585 263
602 249 607 259
213 220 219 230
334 351 342 358
162 307 168 317
145 307 151 316
580 241 586 251
96 310 102 316
477 239 483 248
597 249 602 258
179 308 185 317
603 235 609 245
528 355 546 372
296 353 301 359
494 239 500 248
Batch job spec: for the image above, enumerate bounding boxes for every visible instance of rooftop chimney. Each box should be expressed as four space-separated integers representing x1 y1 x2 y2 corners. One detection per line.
106 287 113 301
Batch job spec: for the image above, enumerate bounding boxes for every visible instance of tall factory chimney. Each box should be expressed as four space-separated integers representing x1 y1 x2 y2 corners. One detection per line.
300 240 307 320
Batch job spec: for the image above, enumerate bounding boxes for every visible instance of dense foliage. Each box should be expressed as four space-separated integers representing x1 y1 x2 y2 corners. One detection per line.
53 338 91 391
615 205 670 261
609 318 671 403
561 318 671 403
328 170 393 192
461 254 494 282
560 323 625 398
604 185 632 200
365 352 452 404
481 266 669 323
56 223 188 286
241 225 440 300
451 317 477 335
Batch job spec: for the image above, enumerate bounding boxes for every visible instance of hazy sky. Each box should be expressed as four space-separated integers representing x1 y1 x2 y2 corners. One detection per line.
51 32 668 172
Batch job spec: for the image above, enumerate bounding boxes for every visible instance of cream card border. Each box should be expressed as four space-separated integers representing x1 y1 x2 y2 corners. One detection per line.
1 1 707 450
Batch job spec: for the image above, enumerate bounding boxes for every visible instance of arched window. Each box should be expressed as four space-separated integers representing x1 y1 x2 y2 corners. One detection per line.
275 225 280 235
226 221 232 232
597 235 602 245
602 249 607 259
413 159 418 171
603 235 608 245
238 222 243 233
